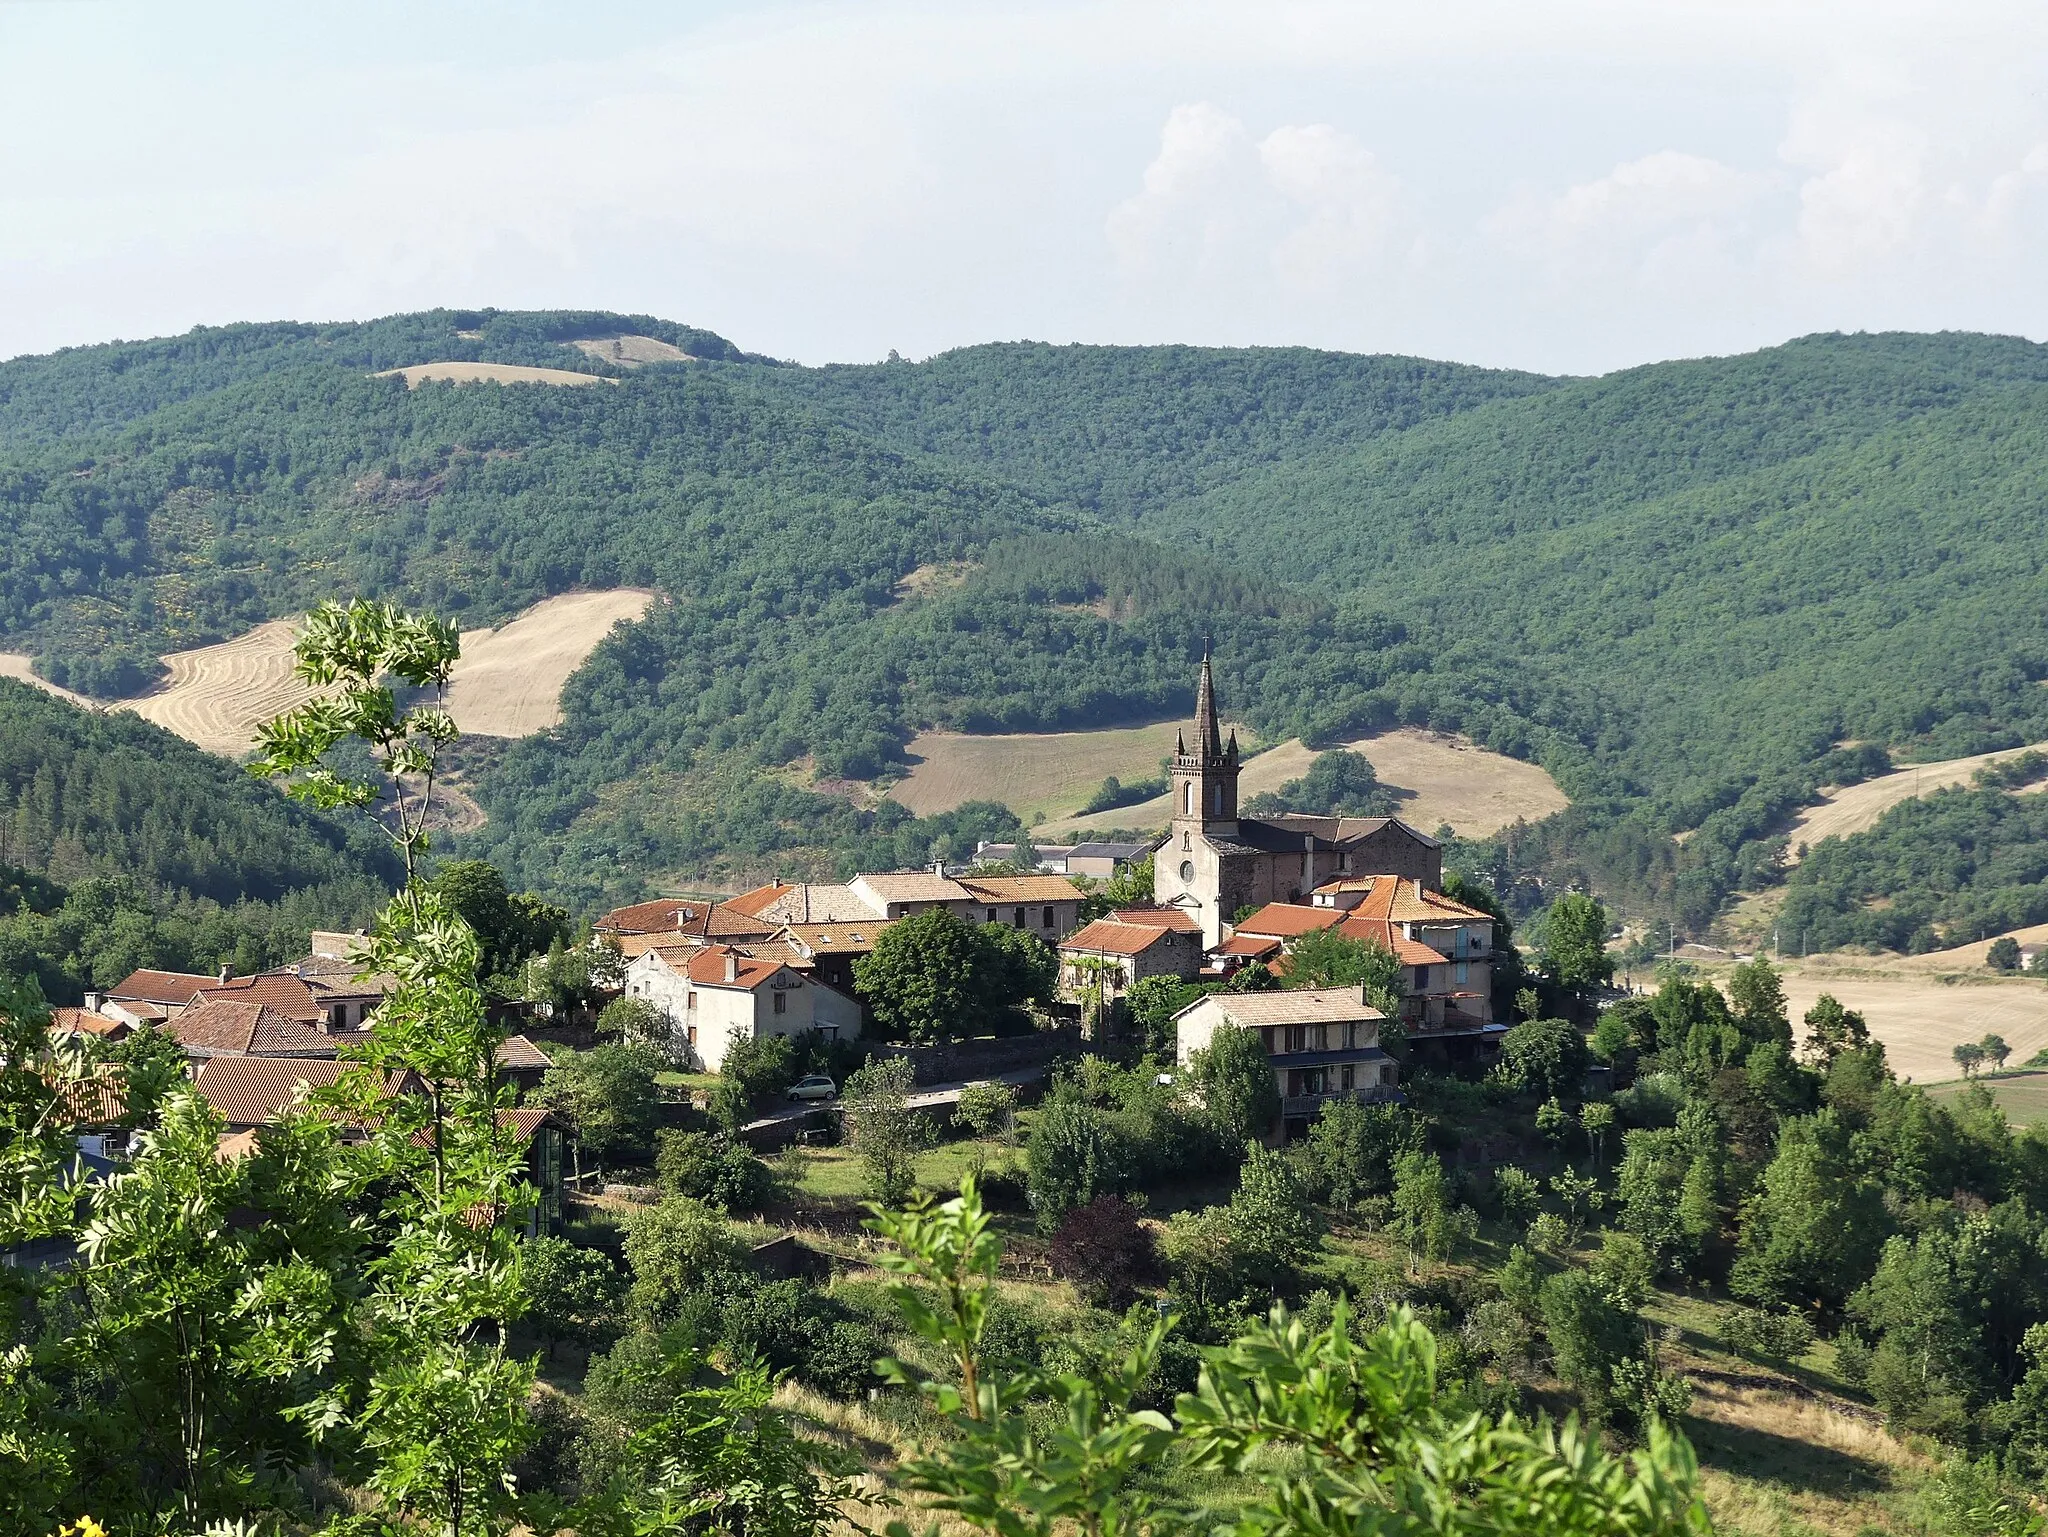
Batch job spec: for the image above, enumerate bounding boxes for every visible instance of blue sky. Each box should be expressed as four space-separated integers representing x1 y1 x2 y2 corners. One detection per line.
4 1 2046 373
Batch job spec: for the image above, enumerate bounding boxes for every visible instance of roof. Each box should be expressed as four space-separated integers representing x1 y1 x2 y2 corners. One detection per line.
193 973 325 1023
1333 915 1450 967
54 1074 129 1126
724 881 882 924
1069 841 1157 860
1106 907 1199 932
194 1056 421 1128
597 896 780 940
1234 903 1343 939
1175 988 1386 1026
1216 933 1282 959
108 969 218 1007
170 999 345 1058
779 920 896 955
1062 918 1183 957
955 874 1085 904
1316 874 1490 924
495 1034 552 1071
637 944 790 991
49 1007 128 1037
1218 815 1441 855
277 957 394 999
854 871 974 904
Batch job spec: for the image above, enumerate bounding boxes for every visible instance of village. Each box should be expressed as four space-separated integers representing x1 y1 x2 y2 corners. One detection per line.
38 657 1503 1208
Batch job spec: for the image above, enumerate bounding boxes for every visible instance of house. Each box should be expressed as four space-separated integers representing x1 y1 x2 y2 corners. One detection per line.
774 919 899 1002
1152 653 1442 946
48 1006 132 1045
192 1056 424 1131
192 971 330 1028
847 868 1086 939
275 934 394 1030
105 967 224 1020
621 943 863 1072
595 895 781 946
495 1034 554 1097
1059 909 1205 1008
722 881 883 926
169 999 357 1060
1174 986 1400 1140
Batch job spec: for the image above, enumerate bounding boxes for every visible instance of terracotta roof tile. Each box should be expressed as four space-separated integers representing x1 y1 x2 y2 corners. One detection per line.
854 871 974 904
778 920 896 954
1174 989 1386 1026
194 974 325 1023
1107 907 1200 931
1062 919 1179 957
170 999 339 1058
109 969 219 1007
49 1007 129 1038
193 1057 421 1128
1234 903 1343 939
955 874 1084 903
1216 933 1282 958
639 944 789 991
495 1034 552 1071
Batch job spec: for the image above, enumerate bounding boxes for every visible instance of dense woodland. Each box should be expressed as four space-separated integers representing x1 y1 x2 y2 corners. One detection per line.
1 311 2046 932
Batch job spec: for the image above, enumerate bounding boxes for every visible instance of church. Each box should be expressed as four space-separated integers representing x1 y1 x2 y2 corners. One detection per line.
1153 653 1444 946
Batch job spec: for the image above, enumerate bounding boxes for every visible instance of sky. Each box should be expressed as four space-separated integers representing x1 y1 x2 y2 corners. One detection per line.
5 1 2048 374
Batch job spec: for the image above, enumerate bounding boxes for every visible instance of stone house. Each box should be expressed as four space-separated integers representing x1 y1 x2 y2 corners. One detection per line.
1058 909 1205 1007
1174 986 1401 1140
622 942 863 1072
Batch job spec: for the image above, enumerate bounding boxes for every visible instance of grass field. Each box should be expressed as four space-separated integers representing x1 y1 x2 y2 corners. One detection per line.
569 334 694 366
5 590 655 757
1782 740 2048 858
374 361 617 388
1676 950 2048 1086
886 719 1256 821
1039 727 1568 840
1930 1069 2048 1125
443 588 655 736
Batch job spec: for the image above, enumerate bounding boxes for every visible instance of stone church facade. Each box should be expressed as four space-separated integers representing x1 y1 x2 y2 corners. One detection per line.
1153 654 1443 947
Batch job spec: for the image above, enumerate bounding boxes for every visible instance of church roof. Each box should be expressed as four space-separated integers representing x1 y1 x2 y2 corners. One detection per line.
1214 815 1440 854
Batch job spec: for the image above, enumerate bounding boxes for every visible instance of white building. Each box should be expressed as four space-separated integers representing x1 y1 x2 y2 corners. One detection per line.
623 943 863 1072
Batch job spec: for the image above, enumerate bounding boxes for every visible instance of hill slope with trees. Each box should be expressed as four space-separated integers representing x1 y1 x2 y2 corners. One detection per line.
1 313 2044 927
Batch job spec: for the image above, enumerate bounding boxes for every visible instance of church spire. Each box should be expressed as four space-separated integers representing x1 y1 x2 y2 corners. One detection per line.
1194 642 1223 761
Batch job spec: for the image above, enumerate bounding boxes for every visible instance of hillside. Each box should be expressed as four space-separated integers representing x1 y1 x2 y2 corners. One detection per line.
2 312 2046 923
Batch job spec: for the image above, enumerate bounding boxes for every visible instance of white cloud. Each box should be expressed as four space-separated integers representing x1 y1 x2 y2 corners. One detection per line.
1485 152 1767 288
1258 124 1407 290
1780 84 1929 275
1104 103 1253 277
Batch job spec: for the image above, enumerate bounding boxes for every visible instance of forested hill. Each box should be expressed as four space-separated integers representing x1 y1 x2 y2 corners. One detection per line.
1 311 2045 933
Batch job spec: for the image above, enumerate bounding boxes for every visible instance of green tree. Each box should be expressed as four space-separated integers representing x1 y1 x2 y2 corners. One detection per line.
519 1235 625 1358
98 1018 188 1126
1732 1111 1888 1310
1725 956 1793 1053
1988 936 2023 973
1304 1096 1410 1211
1581 1100 1616 1170
1801 992 1872 1068
852 908 1052 1042
710 1030 796 1129
1955 1041 1988 1079
655 1129 775 1211
1026 1095 1132 1233
538 1041 664 1172
1981 1032 2013 1073
594 993 669 1050
1227 1141 1320 1280
1537 892 1614 1001
623 1196 750 1324
1541 1268 1644 1424
1499 1017 1591 1100
1391 1147 1460 1276
1187 1022 1281 1147
842 1055 933 1205
1284 926 1402 1012
1125 973 1212 1057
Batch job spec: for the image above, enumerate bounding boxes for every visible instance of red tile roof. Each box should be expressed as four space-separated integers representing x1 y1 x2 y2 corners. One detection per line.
170 999 340 1058
955 874 1084 904
1216 933 1283 959
49 1007 129 1038
193 973 325 1023
495 1034 552 1071
194 1057 421 1128
1106 907 1200 932
641 944 789 991
1233 904 1343 939
1336 915 1449 967
109 969 218 1007
1315 875 1492 924
54 1074 130 1126
597 896 778 939
1062 919 1182 957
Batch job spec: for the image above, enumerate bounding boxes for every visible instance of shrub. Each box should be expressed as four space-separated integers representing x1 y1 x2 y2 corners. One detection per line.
1493 1165 1542 1225
597 995 670 1050
1027 1096 1135 1233
623 1197 750 1325
655 1129 775 1212
1722 1307 1815 1362
1048 1195 1158 1308
953 1080 1017 1142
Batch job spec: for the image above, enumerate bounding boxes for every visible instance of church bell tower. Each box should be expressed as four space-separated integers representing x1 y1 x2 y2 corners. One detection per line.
1170 647 1240 836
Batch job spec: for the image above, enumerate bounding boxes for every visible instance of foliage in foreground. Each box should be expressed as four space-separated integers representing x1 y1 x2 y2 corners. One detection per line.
867 1177 1713 1537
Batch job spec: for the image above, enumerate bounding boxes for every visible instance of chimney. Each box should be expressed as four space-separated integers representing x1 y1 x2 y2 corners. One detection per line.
218 964 232 985
723 949 739 983
932 860 946 878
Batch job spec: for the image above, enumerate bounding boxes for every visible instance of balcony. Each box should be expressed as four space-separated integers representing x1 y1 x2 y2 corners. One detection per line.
1282 1086 1403 1118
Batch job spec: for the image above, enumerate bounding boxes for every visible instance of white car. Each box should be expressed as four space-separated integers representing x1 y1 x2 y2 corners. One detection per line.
787 1074 837 1102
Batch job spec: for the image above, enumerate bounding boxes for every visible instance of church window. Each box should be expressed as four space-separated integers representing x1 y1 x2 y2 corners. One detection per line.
1183 781 1196 815
1179 860 1194 883
1211 782 1223 813
1181 831 1191 851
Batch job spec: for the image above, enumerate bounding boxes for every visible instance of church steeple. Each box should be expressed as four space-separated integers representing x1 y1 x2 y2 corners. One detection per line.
1169 648 1239 833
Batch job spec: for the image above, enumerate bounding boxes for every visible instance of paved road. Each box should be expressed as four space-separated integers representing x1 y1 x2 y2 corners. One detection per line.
741 1061 1049 1134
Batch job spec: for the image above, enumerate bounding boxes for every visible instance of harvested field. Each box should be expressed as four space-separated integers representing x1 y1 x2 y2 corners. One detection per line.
1931 1070 2048 1125
888 719 1253 822
1677 942 2048 1086
1041 728 1567 840
127 620 314 754
374 362 615 388
570 334 694 366
9 590 656 758
443 589 655 737
1783 740 2048 859
0 654 96 709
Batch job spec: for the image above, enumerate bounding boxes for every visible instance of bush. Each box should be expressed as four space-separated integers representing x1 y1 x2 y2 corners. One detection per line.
597 995 671 1050
1304 1097 1412 1211
1048 1195 1158 1308
1027 1096 1135 1233
655 1130 775 1212
1722 1307 1815 1362
1492 1165 1542 1225
1500 1018 1591 1100
1988 937 2022 973
623 1197 750 1325
953 1080 1017 1142
712 1031 797 1128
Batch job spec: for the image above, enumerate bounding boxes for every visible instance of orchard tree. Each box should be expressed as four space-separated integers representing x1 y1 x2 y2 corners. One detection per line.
842 1055 932 1205
1499 1016 1591 1100
1988 937 2022 973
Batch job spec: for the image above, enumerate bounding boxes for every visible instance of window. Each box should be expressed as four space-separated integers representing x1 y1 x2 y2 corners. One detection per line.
1308 1023 1327 1050
986 907 997 922
1042 906 1055 928
1380 1064 1396 1085
687 1026 698 1046
1179 860 1194 883
773 990 788 1015
1183 781 1195 815
1285 1024 1306 1053
1013 907 1025 927
1341 1065 1355 1090
1339 851 1351 871
687 991 698 1010
1455 961 1469 984
1211 782 1223 813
